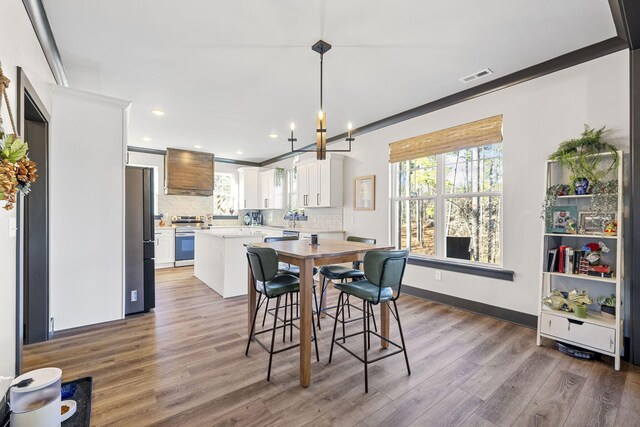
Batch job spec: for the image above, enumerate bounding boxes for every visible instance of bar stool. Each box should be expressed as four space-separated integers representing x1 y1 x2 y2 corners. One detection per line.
318 236 377 331
246 245 319 381
328 249 410 393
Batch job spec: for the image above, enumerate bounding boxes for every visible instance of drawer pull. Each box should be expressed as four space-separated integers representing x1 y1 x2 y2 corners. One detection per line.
548 320 551 328
568 319 584 326
610 337 614 349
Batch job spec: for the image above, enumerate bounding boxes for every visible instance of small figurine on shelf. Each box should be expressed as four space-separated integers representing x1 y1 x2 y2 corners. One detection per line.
604 220 617 236
574 177 590 195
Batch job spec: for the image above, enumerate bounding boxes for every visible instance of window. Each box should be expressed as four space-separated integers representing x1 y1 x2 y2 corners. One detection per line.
213 172 237 216
392 144 503 265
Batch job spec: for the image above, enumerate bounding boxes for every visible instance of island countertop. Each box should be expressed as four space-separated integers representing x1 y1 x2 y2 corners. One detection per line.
195 229 266 239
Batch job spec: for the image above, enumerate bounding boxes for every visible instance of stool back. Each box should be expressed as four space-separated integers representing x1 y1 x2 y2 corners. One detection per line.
247 246 279 284
363 249 409 301
346 236 376 269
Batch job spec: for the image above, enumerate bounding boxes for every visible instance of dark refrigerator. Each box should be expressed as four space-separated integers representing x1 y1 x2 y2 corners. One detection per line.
125 166 156 314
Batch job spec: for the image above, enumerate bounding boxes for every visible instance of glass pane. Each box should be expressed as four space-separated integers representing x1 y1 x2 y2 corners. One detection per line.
214 173 236 215
411 167 437 196
397 199 436 256
445 196 501 264
444 143 503 194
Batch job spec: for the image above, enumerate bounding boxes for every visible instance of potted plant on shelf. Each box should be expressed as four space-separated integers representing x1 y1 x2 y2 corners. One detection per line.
567 289 592 319
597 294 617 319
548 125 618 194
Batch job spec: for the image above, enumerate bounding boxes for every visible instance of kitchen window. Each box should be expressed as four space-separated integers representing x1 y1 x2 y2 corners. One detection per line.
213 172 237 216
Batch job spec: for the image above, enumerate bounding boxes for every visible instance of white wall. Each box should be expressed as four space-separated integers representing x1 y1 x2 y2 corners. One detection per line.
0 0 56 381
50 87 130 330
340 51 629 315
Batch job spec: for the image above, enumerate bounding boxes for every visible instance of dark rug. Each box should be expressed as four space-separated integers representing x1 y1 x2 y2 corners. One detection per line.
61 377 92 427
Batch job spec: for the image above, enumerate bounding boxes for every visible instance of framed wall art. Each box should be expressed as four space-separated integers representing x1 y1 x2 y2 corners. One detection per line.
354 175 375 211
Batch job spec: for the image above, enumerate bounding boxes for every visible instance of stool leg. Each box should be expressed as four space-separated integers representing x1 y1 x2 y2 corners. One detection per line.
245 293 262 356
370 303 378 333
261 298 270 327
328 292 344 364
393 300 411 376
363 299 369 393
312 306 320 362
367 301 371 350
283 293 288 343
289 292 294 342
313 287 321 331
341 293 346 343
267 295 282 382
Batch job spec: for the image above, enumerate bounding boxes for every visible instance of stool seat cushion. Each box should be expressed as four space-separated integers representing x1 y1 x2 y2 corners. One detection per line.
334 280 393 303
280 264 318 277
258 274 300 297
319 265 365 280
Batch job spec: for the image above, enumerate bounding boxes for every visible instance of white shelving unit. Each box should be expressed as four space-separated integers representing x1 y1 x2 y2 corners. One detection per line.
536 151 624 370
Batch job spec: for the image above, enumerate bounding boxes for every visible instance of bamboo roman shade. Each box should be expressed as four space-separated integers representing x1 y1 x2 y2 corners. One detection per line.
388 114 503 163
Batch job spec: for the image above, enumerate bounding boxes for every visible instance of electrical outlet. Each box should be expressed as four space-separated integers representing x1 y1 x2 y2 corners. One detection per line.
435 270 442 281
131 290 138 302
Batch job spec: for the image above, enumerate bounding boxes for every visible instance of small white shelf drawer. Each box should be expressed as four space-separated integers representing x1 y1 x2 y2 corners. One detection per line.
540 311 615 353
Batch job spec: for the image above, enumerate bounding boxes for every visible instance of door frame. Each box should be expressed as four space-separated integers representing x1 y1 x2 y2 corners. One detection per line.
15 67 50 374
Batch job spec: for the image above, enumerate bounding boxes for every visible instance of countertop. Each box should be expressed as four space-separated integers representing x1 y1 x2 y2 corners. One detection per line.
195 229 266 239
155 225 345 234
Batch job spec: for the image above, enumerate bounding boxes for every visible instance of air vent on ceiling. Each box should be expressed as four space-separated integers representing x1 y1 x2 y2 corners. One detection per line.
459 68 493 84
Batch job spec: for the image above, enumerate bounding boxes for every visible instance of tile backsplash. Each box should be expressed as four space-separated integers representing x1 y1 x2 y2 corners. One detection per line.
260 207 343 230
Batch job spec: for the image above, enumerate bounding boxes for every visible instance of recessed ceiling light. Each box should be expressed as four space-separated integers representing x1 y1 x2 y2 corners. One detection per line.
194 145 202 149
151 109 166 116
269 133 278 139
236 151 243 155
142 137 152 142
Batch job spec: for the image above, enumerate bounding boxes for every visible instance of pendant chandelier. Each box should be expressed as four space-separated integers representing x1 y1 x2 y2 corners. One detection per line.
289 40 355 160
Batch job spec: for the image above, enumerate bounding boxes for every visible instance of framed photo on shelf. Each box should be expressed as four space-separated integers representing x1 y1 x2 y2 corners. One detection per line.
579 212 614 235
354 175 375 211
548 205 578 234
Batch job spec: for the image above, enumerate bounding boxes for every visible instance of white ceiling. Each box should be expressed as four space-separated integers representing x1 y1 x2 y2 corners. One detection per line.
43 0 616 163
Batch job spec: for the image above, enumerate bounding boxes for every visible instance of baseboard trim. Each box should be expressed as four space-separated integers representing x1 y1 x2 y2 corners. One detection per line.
402 285 538 329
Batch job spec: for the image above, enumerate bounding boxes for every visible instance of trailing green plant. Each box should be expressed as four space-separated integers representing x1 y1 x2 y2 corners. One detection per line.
541 184 570 229
274 167 286 187
597 294 616 307
590 180 618 227
548 125 619 191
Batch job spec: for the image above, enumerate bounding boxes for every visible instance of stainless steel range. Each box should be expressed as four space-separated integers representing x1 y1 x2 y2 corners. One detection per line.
172 215 208 266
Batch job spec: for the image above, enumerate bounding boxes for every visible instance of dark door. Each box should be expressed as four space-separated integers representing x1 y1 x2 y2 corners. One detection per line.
22 117 49 344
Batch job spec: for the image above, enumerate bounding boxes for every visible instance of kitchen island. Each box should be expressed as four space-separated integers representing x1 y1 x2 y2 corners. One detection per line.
194 228 265 298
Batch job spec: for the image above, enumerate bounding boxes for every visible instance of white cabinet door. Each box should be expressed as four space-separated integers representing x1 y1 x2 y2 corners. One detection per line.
297 163 310 207
260 171 270 209
238 167 261 209
155 230 175 268
318 160 331 207
307 162 319 207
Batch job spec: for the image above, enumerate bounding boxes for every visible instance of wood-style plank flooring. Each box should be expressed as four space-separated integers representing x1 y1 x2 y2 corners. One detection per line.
24 267 640 426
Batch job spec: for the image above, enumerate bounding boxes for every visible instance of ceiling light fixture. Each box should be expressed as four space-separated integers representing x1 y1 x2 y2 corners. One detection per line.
151 109 166 116
194 145 202 149
269 133 278 139
289 40 354 160
142 137 152 142
236 151 243 155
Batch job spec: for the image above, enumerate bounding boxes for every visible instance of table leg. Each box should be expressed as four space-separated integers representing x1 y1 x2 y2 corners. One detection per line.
380 302 389 349
247 263 256 337
299 258 314 387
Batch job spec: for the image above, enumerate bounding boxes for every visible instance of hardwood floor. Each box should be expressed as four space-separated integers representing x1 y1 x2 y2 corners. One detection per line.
24 267 640 426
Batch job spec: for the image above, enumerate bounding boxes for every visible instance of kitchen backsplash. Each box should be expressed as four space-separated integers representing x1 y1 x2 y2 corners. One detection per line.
158 194 213 218
260 207 343 230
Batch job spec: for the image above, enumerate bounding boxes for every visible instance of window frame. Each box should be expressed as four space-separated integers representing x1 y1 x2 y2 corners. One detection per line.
391 144 504 268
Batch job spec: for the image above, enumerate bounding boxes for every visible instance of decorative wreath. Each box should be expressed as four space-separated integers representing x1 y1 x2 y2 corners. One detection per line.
0 62 38 210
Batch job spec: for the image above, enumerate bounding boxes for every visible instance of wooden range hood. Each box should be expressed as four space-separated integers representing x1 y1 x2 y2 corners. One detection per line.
165 148 214 196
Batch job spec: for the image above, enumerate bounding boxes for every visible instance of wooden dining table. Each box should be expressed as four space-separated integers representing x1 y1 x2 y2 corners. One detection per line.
247 238 394 387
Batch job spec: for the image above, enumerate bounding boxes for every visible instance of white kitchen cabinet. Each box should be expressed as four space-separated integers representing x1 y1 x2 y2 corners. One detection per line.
155 228 175 268
259 169 285 209
238 167 261 210
296 154 343 208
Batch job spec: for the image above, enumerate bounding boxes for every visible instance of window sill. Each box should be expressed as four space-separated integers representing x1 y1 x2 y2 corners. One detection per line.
407 256 514 281
212 215 239 220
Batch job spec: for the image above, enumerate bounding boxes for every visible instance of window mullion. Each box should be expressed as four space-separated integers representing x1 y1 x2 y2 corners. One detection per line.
436 153 446 258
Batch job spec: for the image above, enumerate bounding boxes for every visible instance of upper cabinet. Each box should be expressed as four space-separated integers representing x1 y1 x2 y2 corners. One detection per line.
238 167 261 210
260 169 285 209
297 154 343 208
165 148 214 196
